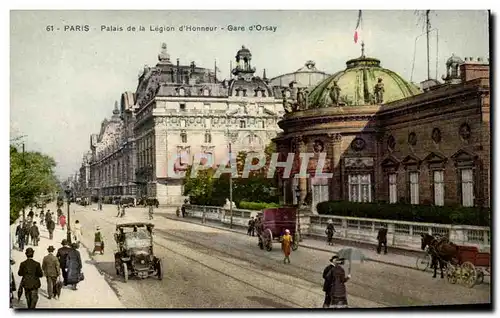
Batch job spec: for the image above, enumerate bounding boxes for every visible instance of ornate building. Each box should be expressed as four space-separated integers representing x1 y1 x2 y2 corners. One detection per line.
133 44 283 205
274 49 490 213
76 151 92 200
89 94 137 201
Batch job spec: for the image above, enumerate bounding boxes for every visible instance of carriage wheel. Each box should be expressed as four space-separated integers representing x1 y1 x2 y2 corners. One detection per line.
445 265 458 284
416 254 431 271
265 229 273 251
156 259 163 281
123 263 129 283
461 261 477 288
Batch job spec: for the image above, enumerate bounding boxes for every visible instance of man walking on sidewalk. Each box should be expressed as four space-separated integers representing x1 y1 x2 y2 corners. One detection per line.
47 218 55 240
377 225 388 255
17 248 43 309
42 246 60 300
15 222 26 251
56 240 71 285
30 222 40 246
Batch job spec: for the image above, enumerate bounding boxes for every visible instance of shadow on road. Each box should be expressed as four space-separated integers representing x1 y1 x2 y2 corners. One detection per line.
246 296 294 308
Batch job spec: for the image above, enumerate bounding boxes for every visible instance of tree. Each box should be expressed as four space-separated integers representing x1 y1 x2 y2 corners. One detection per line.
10 145 59 223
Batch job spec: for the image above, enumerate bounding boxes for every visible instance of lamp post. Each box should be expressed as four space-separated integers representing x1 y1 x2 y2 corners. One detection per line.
294 186 302 242
64 187 72 244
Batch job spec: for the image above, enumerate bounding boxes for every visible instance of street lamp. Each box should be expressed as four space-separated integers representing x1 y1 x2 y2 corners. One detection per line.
294 186 302 242
64 187 72 244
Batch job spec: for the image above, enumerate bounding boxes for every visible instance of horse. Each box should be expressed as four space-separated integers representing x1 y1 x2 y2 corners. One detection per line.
420 233 459 279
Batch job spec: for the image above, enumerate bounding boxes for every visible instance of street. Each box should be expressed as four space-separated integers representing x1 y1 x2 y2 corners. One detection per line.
68 202 491 308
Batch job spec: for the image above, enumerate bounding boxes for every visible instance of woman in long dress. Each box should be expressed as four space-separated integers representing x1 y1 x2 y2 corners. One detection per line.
329 257 351 308
281 229 293 264
73 220 83 243
65 243 82 290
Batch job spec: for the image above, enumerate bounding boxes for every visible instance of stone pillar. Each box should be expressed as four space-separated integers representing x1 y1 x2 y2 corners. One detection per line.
154 117 168 178
296 136 308 203
328 133 343 200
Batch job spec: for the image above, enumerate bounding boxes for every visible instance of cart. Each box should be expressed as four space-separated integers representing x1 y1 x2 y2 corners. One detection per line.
445 245 490 288
257 207 299 252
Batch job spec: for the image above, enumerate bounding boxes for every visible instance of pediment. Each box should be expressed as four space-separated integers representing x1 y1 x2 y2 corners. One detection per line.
423 152 447 163
451 149 477 162
401 154 421 166
381 155 400 167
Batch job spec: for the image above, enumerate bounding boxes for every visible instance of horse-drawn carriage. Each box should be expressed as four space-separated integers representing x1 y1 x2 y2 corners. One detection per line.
446 245 491 288
256 207 299 252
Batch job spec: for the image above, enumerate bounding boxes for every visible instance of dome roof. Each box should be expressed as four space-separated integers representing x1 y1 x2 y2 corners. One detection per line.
236 45 252 59
269 60 330 89
308 55 421 107
446 54 464 66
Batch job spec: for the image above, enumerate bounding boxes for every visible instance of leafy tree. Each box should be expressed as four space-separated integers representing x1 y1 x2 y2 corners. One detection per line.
10 145 59 223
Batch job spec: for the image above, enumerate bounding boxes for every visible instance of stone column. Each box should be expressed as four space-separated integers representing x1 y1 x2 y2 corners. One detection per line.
296 136 308 203
328 133 343 200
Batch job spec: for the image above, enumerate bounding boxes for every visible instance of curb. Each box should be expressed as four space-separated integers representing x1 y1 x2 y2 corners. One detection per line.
160 214 420 272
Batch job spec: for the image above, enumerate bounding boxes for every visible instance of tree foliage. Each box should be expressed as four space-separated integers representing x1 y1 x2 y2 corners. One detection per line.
183 142 279 206
10 145 59 223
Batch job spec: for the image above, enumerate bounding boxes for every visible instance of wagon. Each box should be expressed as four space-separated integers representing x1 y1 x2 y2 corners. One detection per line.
256 207 299 252
445 245 490 288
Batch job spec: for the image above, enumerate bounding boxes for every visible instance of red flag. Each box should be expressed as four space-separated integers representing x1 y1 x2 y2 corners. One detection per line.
354 10 362 43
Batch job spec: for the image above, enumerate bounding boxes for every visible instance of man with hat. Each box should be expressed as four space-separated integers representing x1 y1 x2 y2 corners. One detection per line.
322 256 351 308
17 247 43 308
42 245 60 299
56 239 72 285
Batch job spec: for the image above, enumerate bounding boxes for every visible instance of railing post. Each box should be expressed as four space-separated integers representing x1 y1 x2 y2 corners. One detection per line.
202 206 206 224
483 230 489 246
387 223 396 246
341 218 348 238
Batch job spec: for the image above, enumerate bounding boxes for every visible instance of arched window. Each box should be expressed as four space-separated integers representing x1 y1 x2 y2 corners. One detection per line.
204 131 212 143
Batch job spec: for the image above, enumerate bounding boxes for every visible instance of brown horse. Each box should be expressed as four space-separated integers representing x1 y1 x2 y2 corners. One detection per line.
420 233 459 278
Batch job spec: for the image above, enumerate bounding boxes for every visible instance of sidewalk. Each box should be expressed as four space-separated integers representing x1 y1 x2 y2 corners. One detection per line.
10 216 124 309
158 211 424 271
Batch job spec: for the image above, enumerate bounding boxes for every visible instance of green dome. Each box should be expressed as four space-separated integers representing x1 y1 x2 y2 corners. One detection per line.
308 55 421 107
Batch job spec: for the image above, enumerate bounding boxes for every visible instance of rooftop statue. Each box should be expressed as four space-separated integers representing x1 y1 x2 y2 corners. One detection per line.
374 78 385 104
329 81 341 106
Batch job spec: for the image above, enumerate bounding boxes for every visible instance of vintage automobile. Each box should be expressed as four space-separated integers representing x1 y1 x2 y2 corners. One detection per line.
120 197 135 208
114 222 163 282
256 207 299 252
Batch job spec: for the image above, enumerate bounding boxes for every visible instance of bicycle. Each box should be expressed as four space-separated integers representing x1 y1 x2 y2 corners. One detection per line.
416 247 432 271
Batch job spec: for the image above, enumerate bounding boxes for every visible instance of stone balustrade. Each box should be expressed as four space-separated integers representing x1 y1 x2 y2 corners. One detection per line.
184 205 491 252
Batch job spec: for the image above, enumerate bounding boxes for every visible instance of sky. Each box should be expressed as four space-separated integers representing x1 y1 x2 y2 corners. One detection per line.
9 10 489 179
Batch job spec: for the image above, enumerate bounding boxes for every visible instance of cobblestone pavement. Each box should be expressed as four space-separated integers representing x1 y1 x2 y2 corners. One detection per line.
73 204 490 309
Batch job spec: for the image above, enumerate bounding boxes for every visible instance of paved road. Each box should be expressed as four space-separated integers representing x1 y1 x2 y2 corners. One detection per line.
72 204 490 308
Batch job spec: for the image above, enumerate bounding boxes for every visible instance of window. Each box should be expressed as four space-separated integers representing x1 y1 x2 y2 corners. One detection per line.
312 179 329 209
180 120 186 128
433 170 445 206
204 132 212 143
389 173 397 204
261 121 265 129
179 103 186 111
348 174 372 203
409 172 419 204
240 120 246 128
181 131 187 143
204 118 211 128
461 169 474 207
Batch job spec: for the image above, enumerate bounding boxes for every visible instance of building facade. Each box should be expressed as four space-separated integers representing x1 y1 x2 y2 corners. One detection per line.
274 52 490 213
89 94 137 202
133 44 283 205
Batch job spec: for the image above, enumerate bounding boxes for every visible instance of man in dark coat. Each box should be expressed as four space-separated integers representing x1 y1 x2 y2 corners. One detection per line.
23 219 32 246
377 225 388 255
18 247 43 309
45 211 52 230
323 256 350 308
247 217 255 236
15 222 26 251
46 218 55 240
181 204 186 218
66 243 82 290
56 239 72 285
28 209 34 219
30 222 40 246
42 245 60 299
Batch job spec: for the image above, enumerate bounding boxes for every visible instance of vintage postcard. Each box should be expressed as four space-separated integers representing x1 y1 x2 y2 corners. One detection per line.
9 10 491 309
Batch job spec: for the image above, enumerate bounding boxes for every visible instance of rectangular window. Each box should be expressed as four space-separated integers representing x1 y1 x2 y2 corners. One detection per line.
348 174 372 203
389 173 397 204
409 172 419 205
180 103 186 111
205 118 211 128
433 170 445 206
181 133 187 143
461 169 474 207
240 120 246 129
180 120 186 128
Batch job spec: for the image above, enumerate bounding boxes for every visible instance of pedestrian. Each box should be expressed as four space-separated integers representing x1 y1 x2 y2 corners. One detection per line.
120 205 126 218
24 218 32 246
73 220 82 243
325 220 335 246
29 222 40 246
181 204 186 218
45 211 52 230
10 259 16 308
116 203 121 217
56 239 72 285
42 246 60 300
148 205 154 220
17 247 43 309
28 209 34 219
65 243 83 290
377 225 388 255
325 256 351 308
93 226 104 255
59 214 67 230
39 211 45 226
56 209 62 225
46 218 55 240
16 221 26 251
281 229 293 264
247 216 255 236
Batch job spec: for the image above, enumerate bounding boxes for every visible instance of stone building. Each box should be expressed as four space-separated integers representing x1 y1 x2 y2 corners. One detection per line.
76 151 92 200
133 44 283 205
89 93 137 201
274 49 490 213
